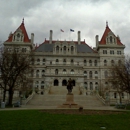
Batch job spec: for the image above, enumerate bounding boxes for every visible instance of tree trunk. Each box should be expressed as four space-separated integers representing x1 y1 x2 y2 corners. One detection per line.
2 90 6 102
8 89 14 106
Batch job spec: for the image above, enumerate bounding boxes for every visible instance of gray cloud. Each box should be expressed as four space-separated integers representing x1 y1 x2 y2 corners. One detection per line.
0 0 130 54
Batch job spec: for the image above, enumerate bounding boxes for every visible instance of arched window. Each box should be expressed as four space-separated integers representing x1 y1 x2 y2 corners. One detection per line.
104 60 107 66
42 70 45 77
41 81 44 89
43 59 45 65
56 46 59 51
63 69 66 74
63 59 66 65
89 71 92 78
95 82 98 90
36 70 39 77
84 71 87 76
90 82 93 90
89 60 92 66
71 69 74 74
62 80 67 86
110 36 113 43
94 60 97 66
35 81 39 88
95 71 98 79
64 46 66 51
71 46 74 51
71 59 74 64
56 59 59 64
54 79 59 86
55 69 58 75
37 59 40 65
111 60 114 66
84 60 87 66
84 82 87 89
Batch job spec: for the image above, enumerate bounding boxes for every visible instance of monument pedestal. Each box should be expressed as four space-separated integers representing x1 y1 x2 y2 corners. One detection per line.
58 93 81 108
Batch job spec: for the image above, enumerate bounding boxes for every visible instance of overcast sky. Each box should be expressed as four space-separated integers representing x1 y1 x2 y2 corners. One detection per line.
0 0 130 54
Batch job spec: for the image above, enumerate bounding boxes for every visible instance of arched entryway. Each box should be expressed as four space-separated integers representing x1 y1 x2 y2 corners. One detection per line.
72 80 75 86
62 79 67 86
54 79 59 86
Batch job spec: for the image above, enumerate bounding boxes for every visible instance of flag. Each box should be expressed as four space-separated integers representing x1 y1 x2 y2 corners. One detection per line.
60 29 64 32
70 29 74 32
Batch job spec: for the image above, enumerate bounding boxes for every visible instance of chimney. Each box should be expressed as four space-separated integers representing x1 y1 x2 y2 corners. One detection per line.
95 35 99 47
31 33 34 44
49 30 53 44
78 31 81 44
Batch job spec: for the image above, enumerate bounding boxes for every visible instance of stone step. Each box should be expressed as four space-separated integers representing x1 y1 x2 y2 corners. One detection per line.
27 94 104 107
48 86 80 95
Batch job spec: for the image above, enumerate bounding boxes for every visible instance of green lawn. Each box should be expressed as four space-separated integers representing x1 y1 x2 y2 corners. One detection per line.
0 110 130 130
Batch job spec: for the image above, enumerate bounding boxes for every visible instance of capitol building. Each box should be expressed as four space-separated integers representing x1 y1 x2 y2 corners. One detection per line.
1 20 127 104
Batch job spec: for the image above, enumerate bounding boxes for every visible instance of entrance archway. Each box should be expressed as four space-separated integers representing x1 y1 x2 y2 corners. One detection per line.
62 80 67 86
72 80 75 86
54 79 59 86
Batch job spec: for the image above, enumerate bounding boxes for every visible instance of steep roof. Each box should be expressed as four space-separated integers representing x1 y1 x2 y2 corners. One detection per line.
99 24 123 45
6 19 30 42
35 40 97 53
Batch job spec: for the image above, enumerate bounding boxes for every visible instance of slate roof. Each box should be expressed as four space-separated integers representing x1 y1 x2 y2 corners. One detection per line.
35 40 96 53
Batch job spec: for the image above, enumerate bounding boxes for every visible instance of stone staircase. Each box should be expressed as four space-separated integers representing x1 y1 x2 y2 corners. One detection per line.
27 94 104 108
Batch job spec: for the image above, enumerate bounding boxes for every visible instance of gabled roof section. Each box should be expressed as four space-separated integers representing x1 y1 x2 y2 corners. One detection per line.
99 23 123 45
6 19 30 42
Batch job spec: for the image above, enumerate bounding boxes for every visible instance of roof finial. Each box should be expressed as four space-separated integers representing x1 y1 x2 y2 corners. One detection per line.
106 21 108 27
22 18 24 24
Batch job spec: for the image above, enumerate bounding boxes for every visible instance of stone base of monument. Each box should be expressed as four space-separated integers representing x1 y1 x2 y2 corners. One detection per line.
58 93 82 108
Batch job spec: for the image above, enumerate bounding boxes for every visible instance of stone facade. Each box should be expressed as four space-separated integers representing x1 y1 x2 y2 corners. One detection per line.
1 20 128 104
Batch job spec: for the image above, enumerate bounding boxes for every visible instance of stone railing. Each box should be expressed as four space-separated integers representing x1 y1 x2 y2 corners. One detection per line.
96 93 106 105
22 91 35 105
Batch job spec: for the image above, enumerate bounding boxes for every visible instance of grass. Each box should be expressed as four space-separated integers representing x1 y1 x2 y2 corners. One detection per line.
0 109 130 130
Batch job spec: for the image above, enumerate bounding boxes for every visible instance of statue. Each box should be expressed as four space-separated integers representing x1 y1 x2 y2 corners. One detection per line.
67 78 73 93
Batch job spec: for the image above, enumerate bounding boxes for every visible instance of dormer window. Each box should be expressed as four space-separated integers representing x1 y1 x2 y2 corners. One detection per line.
106 32 116 44
13 29 24 42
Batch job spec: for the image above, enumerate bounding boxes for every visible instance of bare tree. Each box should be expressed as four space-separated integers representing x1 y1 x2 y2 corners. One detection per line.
0 48 33 106
109 57 130 103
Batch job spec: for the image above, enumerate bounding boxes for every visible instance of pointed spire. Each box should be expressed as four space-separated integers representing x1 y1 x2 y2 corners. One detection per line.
106 21 108 28
22 18 24 24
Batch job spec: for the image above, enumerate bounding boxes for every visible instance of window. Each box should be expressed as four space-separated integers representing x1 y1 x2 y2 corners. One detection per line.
43 59 45 65
15 48 19 52
41 81 44 89
84 60 87 66
117 51 121 55
122 93 124 98
111 60 114 66
42 70 45 77
90 82 93 90
71 59 74 65
63 59 66 65
110 50 114 54
94 60 97 66
22 48 26 52
56 46 59 51
71 69 74 74
84 82 87 89
103 50 107 54
56 59 59 64
104 60 107 66
63 69 66 74
36 70 39 77
95 71 98 79
89 60 92 66
110 36 113 43
84 71 87 76
89 71 92 78
35 81 39 88
71 46 74 54
95 82 98 90
55 69 58 75
118 60 122 66
37 59 40 65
